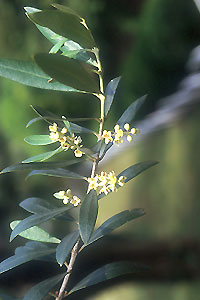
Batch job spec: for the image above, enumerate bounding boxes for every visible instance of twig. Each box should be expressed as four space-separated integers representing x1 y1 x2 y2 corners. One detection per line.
56 240 80 300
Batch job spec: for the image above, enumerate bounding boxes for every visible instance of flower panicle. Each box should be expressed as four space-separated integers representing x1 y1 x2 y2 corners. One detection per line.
53 189 81 207
102 123 140 145
87 171 126 195
49 122 84 157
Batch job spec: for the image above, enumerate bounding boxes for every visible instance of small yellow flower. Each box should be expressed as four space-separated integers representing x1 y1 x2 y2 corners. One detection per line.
87 170 126 196
50 131 60 142
74 136 82 145
114 125 123 138
127 135 133 142
74 149 83 157
87 175 99 192
130 128 136 135
49 123 58 132
63 196 69 205
56 190 65 198
107 171 117 192
102 130 113 144
114 135 123 145
70 196 81 206
114 124 124 144
61 127 68 134
114 124 120 132
59 135 67 144
124 123 130 131
98 171 107 186
99 185 110 195
53 189 81 206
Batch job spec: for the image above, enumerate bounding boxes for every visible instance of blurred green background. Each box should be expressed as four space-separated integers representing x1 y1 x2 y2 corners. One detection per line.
0 0 200 299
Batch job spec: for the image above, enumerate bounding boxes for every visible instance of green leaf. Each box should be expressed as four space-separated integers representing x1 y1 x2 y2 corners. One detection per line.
49 38 67 54
34 53 100 94
117 95 147 128
69 261 143 294
25 7 65 46
88 209 145 245
10 221 60 243
0 59 78 92
0 242 55 274
25 8 94 64
19 198 74 222
105 77 121 117
23 272 66 300
10 206 72 241
51 3 82 18
27 168 86 180
56 231 79 266
0 159 82 174
24 7 41 14
70 122 93 134
20 198 56 214
24 135 55 145
27 9 95 48
117 161 159 184
79 190 98 244
23 147 62 163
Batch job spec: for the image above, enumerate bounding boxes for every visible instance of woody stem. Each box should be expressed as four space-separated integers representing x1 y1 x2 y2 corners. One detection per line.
56 240 80 300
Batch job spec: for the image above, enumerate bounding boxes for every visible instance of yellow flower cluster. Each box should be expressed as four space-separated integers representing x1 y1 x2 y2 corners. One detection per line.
87 171 126 195
102 123 140 145
49 123 84 157
53 189 81 206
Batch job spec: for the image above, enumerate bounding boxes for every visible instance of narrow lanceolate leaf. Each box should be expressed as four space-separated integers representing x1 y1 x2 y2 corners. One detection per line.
27 10 96 49
69 261 143 294
88 209 145 245
49 38 67 54
70 122 93 134
117 161 159 184
56 231 79 266
23 272 66 300
10 221 60 243
105 77 121 117
0 159 82 174
10 206 72 241
27 168 86 180
34 53 100 94
117 95 147 127
19 198 74 222
24 135 54 145
25 8 94 64
0 59 78 92
20 198 56 214
23 147 62 163
51 3 82 18
25 7 64 45
79 190 98 244
0 242 55 274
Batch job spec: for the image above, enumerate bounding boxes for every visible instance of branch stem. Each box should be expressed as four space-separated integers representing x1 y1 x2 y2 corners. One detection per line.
55 47 105 300
56 240 80 300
